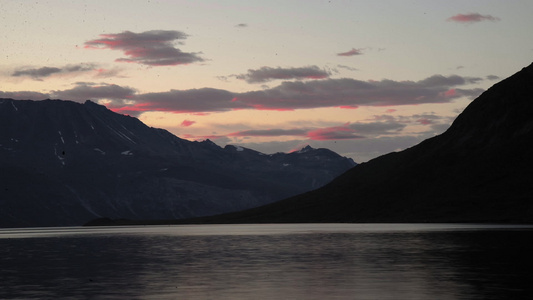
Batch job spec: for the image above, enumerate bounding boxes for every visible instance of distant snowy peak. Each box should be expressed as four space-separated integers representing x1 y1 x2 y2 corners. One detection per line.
297 145 314 153
224 144 357 166
224 144 259 154
225 145 245 152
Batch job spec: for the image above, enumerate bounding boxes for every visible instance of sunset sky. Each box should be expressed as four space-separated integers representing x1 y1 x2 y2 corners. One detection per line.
2 0 532 162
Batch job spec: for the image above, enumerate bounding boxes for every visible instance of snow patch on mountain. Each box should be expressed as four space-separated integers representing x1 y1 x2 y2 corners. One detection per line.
297 145 313 153
94 148 106 155
58 131 65 144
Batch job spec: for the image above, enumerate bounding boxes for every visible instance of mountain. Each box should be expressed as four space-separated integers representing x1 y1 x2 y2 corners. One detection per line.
0 99 355 227
185 62 533 224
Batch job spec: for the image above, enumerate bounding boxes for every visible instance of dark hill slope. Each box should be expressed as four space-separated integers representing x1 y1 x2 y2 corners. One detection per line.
193 62 533 224
0 99 355 227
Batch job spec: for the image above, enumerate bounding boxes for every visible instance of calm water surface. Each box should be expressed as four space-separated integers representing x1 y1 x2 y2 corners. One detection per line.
1 224 532 299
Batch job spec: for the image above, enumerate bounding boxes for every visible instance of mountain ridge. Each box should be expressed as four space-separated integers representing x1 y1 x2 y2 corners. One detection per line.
0 98 355 227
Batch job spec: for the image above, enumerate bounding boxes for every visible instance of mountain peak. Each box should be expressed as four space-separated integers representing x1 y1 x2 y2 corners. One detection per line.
199 139 220 148
297 145 314 153
439 61 533 152
84 99 98 105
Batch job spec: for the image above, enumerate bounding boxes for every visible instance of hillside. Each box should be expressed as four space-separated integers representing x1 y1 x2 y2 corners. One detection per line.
182 62 533 224
0 99 355 227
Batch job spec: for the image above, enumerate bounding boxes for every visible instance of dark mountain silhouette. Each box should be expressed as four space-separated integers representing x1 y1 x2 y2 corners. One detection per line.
179 62 533 224
0 99 355 227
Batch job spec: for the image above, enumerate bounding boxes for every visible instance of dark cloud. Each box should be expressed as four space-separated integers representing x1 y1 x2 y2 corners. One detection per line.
12 67 61 78
486 75 500 80
41 73 483 115
113 88 237 116
417 74 483 87
11 64 97 79
452 88 485 97
235 66 330 83
63 64 96 72
372 113 453 128
235 23 248 27
84 30 204 66
447 13 500 23
51 82 137 103
465 77 484 84
233 75 484 110
94 67 125 78
337 65 358 71
337 48 363 56
216 75 230 82
0 90 50 100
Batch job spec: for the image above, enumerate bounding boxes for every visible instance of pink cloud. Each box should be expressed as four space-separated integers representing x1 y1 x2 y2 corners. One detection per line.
443 89 456 97
447 13 500 23
337 48 363 56
181 120 196 127
306 124 365 141
416 118 433 125
84 30 204 66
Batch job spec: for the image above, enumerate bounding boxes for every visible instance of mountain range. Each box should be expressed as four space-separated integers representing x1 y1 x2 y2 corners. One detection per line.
170 62 533 224
0 98 355 227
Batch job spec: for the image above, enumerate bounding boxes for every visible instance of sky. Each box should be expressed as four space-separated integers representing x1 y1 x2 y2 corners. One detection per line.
1 0 532 162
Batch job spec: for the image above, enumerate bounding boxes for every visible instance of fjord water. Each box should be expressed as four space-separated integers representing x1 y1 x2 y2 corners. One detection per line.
1 224 532 299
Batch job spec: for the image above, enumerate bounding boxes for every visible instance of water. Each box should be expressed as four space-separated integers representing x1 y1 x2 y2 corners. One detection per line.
1 224 532 299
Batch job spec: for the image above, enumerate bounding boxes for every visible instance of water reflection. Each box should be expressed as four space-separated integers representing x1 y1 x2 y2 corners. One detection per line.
1 225 532 299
